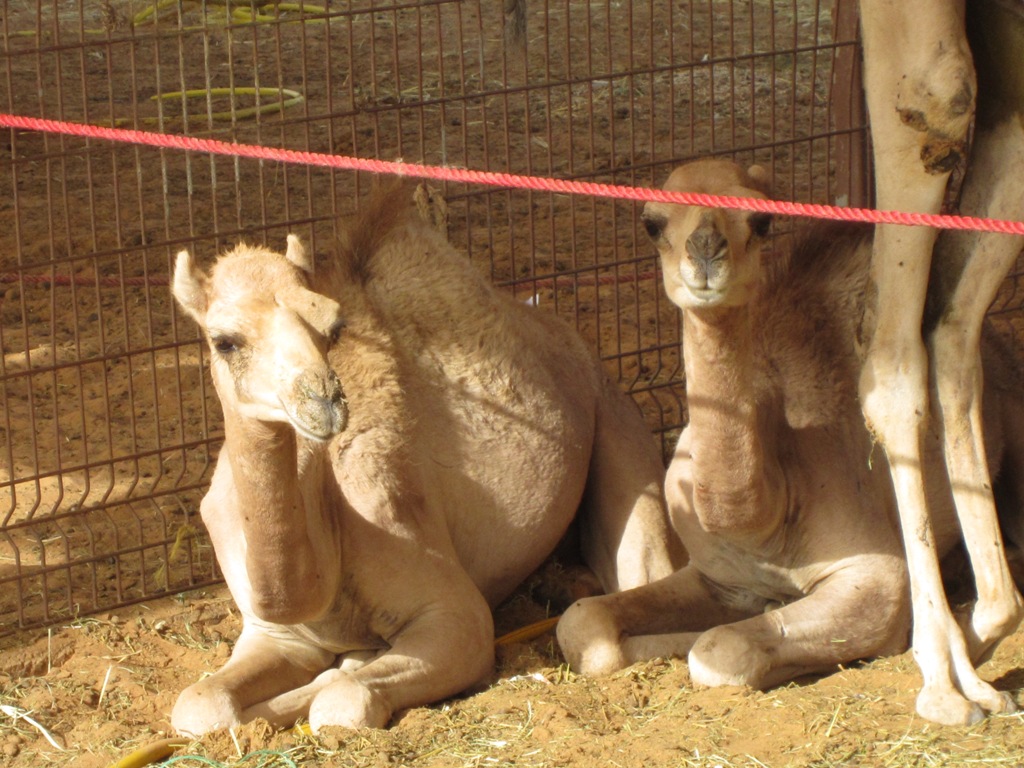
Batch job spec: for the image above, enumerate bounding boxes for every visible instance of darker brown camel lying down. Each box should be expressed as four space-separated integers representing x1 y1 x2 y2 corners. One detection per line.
169 184 680 735
558 158 1024 706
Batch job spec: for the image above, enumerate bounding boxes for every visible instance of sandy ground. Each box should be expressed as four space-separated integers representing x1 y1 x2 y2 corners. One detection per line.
3 4 1024 768
1 583 1023 768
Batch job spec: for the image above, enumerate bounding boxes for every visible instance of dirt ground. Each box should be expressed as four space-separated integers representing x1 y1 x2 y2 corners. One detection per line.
0 587 1023 768
3 3 1024 768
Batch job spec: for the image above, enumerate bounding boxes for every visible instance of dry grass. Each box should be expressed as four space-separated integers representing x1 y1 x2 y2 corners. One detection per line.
4 590 1016 768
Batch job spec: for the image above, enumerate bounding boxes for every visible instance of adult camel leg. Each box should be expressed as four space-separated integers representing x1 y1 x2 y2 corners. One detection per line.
928 117 1024 670
857 0 1001 725
172 627 335 736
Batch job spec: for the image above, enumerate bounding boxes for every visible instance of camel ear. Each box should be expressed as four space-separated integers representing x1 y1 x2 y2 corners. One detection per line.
748 212 772 239
745 164 772 195
172 250 209 324
285 234 313 273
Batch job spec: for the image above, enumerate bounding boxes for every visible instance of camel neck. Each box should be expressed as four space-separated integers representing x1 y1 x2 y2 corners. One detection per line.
221 408 339 623
223 414 305 517
682 308 784 535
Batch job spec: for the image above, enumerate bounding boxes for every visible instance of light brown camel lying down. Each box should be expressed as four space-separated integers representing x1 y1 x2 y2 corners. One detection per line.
170 184 680 735
557 158 1024 691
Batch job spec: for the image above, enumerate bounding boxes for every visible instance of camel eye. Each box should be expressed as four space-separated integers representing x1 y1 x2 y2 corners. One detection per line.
641 212 667 241
211 335 241 354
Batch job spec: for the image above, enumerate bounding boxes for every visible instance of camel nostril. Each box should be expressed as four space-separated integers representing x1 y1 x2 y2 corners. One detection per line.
288 369 349 439
685 223 728 268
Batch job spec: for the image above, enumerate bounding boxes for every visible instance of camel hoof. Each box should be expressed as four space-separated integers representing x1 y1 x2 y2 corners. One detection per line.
963 684 1019 716
688 626 769 688
989 690 1018 715
172 683 242 736
309 672 391 731
556 599 629 676
916 686 986 727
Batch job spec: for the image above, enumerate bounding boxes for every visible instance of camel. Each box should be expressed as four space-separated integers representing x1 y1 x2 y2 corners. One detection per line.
168 183 680 736
556 157 1024 704
560 0 1024 726
854 0 1024 724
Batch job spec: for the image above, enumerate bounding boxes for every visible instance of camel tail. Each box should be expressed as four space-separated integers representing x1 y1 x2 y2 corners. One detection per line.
504 0 527 49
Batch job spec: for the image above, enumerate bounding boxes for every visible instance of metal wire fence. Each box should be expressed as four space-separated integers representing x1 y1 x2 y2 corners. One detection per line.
0 0 914 634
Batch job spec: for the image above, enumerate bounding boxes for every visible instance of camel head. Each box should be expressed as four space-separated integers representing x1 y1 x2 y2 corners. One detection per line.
641 159 772 310
173 235 348 441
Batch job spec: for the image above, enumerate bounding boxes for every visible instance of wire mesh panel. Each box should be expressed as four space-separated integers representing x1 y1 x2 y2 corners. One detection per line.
1 0 864 634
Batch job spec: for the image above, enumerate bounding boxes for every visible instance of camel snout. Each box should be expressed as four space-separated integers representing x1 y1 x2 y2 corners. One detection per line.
288 369 349 441
685 221 728 272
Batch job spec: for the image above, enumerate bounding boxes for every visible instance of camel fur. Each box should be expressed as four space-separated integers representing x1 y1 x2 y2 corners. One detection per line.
557 157 1024 698
169 184 679 735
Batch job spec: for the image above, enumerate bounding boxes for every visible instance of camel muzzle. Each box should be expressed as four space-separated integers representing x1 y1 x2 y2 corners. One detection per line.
287 369 349 441
686 221 728 272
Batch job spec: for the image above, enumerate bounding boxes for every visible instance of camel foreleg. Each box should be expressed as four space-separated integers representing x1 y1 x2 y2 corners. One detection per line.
557 555 909 688
685 558 909 689
240 650 381 727
304 590 494 732
557 565 760 677
857 0 998 726
928 117 1024 669
171 625 335 736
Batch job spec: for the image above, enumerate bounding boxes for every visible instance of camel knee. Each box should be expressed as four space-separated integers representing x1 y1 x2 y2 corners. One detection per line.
899 72 974 175
556 598 628 676
309 671 391 732
887 38 975 175
688 625 771 689
172 680 242 737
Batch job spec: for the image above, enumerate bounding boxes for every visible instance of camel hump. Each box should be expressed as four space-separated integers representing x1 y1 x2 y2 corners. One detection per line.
786 219 872 285
328 179 421 284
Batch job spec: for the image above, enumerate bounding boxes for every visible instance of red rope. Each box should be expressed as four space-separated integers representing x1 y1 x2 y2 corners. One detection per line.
3 112 1024 235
